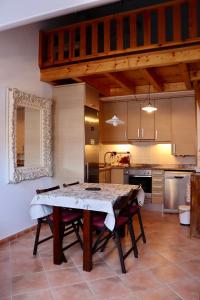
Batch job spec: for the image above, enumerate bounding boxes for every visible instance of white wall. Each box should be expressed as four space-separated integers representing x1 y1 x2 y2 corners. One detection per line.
0 0 117 31
53 84 85 183
0 23 54 239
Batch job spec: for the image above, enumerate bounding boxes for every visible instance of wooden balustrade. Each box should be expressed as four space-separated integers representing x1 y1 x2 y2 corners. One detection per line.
39 0 200 69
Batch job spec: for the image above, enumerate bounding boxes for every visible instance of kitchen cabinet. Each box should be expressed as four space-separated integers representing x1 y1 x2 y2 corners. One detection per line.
127 100 155 140
111 168 124 184
99 168 111 183
100 101 127 143
151 169 164 204
171 97 196 156
154 99 171 142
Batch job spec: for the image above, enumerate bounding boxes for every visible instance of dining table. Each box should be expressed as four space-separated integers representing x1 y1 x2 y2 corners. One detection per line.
30 182 138 272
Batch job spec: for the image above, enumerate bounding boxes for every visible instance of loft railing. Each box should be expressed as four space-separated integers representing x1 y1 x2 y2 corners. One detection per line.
39 0 200 69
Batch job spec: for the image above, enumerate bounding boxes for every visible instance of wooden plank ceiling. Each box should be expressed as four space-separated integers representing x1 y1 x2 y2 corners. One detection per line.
42 45 200 97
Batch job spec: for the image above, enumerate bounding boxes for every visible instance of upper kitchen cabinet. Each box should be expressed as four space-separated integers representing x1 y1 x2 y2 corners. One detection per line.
100 101 127 143
171 96 196 156
127 100 155 140
154 99 172 142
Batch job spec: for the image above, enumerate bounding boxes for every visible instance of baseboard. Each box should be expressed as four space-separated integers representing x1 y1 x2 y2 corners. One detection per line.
0 224 37 246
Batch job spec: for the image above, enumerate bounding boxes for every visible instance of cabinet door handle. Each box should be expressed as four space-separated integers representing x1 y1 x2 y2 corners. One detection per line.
141 128 144 138
172 144 176 155
155 129 158 140
125 130 127 139
137 128 140 138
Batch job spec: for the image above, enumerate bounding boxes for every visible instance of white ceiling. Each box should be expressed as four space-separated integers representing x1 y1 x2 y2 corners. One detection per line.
0 0 118 31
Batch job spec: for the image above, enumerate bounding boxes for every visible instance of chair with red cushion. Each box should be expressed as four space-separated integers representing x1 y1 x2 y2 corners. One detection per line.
92 192 138 273
128 186 146 244
33 184 83 258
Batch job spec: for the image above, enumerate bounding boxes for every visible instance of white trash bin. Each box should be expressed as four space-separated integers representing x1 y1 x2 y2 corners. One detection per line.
179 205 190 225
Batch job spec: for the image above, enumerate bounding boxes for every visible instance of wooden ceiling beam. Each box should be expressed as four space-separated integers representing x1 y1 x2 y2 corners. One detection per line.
190 70 200 81
110 82 186 96
179 63 192 89
81 77 110 96
40 45 200 82
104 72 135 93
71 77 82 83
142 68 163 92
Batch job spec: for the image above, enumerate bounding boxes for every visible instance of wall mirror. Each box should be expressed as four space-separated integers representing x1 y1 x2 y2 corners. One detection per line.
7 88 53 183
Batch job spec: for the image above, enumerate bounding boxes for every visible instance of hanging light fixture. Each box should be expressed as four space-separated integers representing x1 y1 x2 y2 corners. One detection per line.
105 57 125 126
142 83 157 113
105 115 124 127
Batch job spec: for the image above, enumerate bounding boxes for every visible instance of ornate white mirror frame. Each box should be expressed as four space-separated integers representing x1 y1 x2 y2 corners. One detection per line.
7 88 53 183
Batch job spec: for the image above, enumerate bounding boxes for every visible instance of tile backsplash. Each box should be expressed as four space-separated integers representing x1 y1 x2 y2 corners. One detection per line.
100 143 196 165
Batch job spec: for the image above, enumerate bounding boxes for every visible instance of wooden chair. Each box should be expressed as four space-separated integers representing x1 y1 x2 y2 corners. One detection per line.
91 193 138 273
33 184 83 257
128 187 146 244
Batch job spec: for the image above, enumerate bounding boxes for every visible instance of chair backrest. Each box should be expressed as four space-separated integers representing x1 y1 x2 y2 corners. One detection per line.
63 181 79 188
113 192 133 218
36 185 60 194
129 185 142 206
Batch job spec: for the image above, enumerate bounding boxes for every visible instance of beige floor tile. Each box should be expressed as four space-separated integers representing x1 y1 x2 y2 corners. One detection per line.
12 272 49 296
120 269 162 292
169 277 200 300
159 248 194 263
12 289 54 300
0 278 12 298
78 262 116 281
178 259 200 278
46 267 84 288
135 286 182 300
88 276 132 299
150 264 188 284
11 257 43 276
52 282 94 300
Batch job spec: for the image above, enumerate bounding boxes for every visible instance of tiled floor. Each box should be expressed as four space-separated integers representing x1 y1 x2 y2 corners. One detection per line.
1 210 200 300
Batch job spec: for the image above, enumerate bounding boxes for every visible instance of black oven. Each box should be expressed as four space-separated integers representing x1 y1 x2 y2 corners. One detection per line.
124 168 152 198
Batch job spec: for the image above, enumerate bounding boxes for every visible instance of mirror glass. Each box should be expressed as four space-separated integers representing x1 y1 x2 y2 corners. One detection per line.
16 106 41 167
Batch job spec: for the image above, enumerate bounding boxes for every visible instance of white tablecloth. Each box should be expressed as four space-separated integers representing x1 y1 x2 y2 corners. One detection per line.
30 183 138 231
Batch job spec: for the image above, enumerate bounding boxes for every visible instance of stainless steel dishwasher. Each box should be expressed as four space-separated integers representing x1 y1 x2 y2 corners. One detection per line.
164 171 192 213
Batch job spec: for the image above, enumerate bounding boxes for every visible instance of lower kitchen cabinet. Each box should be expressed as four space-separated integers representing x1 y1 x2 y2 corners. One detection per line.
151 169 164 204
99 168 111 183
111 168 124 184
171 97 196 156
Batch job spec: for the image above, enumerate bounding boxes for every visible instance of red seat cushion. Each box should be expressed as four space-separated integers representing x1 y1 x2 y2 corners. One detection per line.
92 214 129 230
49 210 82 223
129 205 139 215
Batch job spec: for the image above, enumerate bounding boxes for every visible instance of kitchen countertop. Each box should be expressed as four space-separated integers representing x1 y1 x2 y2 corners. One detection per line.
99 163 196 172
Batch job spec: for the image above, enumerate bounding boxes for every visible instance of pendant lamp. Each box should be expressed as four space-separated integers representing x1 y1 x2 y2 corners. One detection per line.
105 115 124 127
142 83 157 113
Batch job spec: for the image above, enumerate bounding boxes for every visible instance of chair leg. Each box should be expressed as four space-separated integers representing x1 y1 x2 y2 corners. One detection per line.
33 219 42 255
100 232 112 252
128 219 138 258
113 231 126 274
137 209 146 243
72 222 83 248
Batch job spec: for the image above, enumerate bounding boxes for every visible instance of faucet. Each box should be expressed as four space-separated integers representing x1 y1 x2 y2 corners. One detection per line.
104 151 117 166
